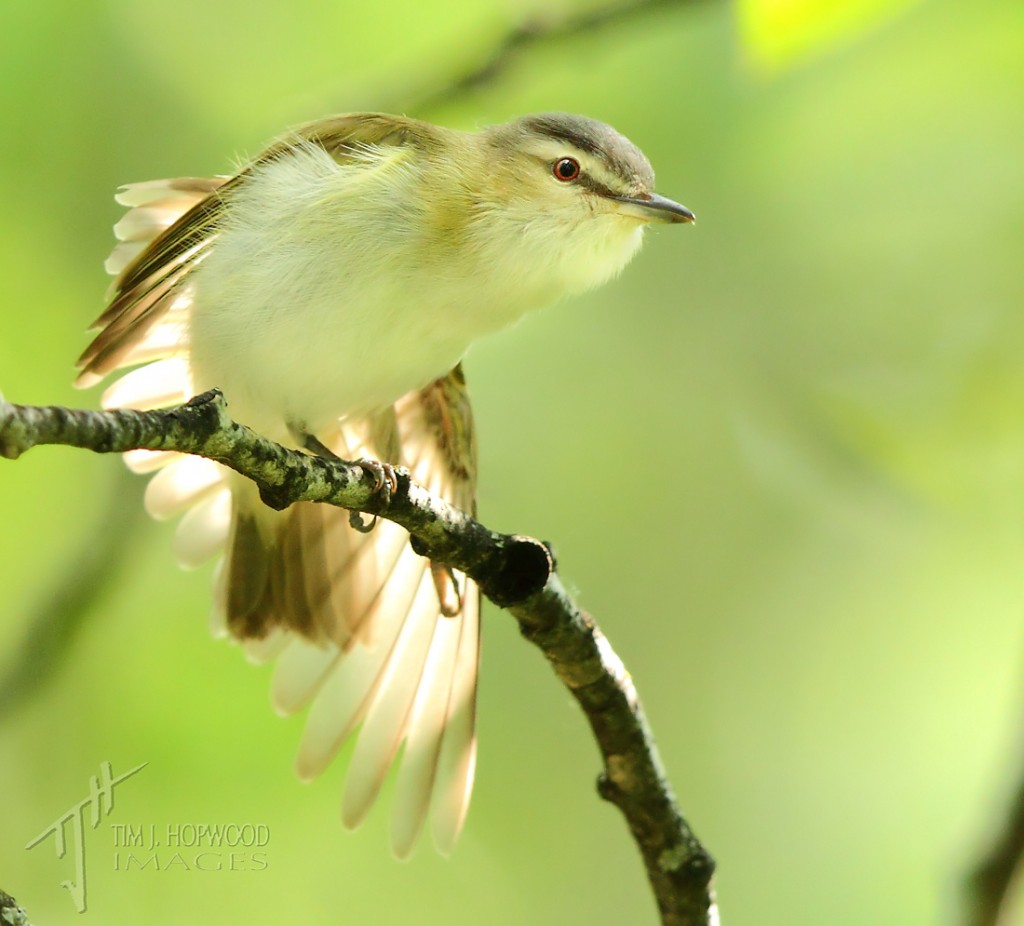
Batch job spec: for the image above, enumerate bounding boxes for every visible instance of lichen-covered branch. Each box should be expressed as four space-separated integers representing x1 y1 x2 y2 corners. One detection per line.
0 889 31 926
0 392 717 926
511 582 716 925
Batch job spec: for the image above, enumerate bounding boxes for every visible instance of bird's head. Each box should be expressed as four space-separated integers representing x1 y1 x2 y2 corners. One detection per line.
469 112 694 295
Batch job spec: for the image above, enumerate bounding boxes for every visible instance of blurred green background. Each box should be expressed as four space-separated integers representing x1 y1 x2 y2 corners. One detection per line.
2 0 1024 923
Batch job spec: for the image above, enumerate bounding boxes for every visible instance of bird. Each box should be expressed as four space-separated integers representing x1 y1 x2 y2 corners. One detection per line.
75 110 694 859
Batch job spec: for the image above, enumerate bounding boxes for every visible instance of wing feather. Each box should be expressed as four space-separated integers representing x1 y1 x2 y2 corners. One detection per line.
100 357 190 410
144 455 224 520
75 177 230 388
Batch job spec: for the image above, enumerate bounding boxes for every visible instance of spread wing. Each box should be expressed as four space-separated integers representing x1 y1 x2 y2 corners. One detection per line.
75 112 443 389
81 114 482 858
75 176 231 388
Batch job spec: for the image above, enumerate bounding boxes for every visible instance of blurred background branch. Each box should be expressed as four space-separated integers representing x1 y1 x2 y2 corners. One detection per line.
965 738 1024 926
403 0 708 114
0 467 145 718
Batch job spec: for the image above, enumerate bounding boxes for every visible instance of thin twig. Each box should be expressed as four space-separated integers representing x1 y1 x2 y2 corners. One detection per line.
0 392 717 926
404 0 708 115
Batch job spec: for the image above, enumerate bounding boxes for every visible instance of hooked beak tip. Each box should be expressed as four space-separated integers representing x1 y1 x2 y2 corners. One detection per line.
612 193 696 225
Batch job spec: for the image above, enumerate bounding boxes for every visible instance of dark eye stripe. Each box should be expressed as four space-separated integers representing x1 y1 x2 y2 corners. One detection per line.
529 152 620 199
576 173 619 198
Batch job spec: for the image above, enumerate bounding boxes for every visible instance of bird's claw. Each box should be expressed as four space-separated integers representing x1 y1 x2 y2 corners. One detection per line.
348 459 398 533
356 458 399 502
348 510 379 533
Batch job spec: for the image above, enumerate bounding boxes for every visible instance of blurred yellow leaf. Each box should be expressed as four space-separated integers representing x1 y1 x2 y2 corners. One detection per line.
738 0 921 70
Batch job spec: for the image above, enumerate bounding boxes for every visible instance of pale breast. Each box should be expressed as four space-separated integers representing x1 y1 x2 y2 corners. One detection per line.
186 163 477 438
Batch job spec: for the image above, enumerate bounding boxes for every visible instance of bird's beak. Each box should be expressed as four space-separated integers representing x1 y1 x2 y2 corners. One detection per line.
611 193 696 225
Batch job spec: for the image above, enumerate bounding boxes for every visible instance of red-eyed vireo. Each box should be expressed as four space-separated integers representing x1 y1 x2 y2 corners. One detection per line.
75 111 694 858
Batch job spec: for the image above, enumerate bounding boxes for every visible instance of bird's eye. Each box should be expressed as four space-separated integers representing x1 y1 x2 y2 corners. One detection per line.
553 157 581 182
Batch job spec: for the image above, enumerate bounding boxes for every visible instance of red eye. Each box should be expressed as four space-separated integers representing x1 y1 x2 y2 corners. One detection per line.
553 157 580 182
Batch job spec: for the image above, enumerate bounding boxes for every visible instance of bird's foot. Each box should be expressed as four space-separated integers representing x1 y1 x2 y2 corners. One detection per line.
348 459 398 533
288 425 398 534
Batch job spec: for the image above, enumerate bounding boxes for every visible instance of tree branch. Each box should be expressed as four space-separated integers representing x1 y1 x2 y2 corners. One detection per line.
403 0 711 115
0 889 31 926
0 391 716 925
964 746 1024 926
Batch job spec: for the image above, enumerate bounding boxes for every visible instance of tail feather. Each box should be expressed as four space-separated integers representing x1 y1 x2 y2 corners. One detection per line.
271 636 341 717
391 601 465 858
293 541 429 780
224 507 277 640
431 592 480 855
241 627 290 665
342 570 440 830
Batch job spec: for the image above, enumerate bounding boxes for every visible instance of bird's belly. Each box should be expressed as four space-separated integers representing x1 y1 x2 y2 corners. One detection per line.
187 262 475 442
